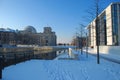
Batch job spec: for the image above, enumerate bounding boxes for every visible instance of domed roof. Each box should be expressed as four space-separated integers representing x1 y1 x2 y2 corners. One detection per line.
24 26 37 33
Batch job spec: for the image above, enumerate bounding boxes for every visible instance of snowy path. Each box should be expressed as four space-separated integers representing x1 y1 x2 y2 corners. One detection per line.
2 52 120 80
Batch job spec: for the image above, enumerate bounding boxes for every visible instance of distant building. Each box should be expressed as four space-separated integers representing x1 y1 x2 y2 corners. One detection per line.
0 28 17 46
38 27 57 46
71 36 86 48
0 26 57 46
87 2 120 47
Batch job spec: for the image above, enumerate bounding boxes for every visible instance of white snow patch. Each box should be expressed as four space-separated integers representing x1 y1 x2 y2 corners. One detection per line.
2 51 120 80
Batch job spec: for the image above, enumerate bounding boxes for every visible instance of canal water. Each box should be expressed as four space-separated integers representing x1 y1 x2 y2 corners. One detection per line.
33 50 57 60
33 49 67 60
0 49 68 67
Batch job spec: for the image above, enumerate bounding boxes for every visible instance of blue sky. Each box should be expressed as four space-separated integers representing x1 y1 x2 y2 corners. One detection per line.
0 0 119 43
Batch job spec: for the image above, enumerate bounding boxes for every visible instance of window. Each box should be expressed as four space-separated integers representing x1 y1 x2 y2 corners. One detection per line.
111 4 119 45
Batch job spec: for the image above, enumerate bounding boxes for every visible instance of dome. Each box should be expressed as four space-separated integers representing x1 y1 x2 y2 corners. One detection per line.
24 26 37 33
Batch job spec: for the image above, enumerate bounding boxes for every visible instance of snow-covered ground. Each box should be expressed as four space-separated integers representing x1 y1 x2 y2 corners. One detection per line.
2 51 120 80
85 47 120 63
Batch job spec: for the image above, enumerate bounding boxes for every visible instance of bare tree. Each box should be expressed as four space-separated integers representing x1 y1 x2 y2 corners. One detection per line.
95 0 100 64
84 0 103 64
75 24 87 55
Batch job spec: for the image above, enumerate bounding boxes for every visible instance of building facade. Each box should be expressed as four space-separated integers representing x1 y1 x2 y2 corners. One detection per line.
0 28 17 46
0 26 57 46
88 2 120 47
36 27 56 46
71 36 86 48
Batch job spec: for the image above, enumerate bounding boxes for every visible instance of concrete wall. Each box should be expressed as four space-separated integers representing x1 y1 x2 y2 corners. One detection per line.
93 46 120 55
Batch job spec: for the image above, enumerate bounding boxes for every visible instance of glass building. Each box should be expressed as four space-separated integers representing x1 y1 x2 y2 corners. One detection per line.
88 2 120 47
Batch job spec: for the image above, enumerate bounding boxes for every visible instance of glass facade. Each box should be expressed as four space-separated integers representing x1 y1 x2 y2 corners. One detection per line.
98 12 107 45
88 3 120 47
103 15 107 45
112 4 119 45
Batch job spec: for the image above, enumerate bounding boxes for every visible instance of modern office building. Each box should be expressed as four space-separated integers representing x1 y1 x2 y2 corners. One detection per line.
88 2 120 47
0 26 57 46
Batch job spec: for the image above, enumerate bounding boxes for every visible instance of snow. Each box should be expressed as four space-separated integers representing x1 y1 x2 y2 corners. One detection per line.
86 47 120 63
2 50 120 80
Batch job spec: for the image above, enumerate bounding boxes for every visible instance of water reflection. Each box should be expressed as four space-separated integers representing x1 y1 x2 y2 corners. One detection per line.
33 50 57 60
56 49 68 56
33 49 68 60
0 49 67 67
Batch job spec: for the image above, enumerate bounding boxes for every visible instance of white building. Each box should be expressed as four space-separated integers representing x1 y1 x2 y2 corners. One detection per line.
88 2 120 47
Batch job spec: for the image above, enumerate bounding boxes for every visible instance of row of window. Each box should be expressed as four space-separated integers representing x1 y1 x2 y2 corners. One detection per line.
111 4 120 45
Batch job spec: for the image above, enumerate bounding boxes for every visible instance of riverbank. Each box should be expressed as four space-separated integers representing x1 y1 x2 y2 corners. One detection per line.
0 46 68 53
2 51 120 80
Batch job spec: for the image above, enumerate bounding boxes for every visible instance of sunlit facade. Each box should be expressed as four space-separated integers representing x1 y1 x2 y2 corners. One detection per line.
88 2 120 47
0 26 57 46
